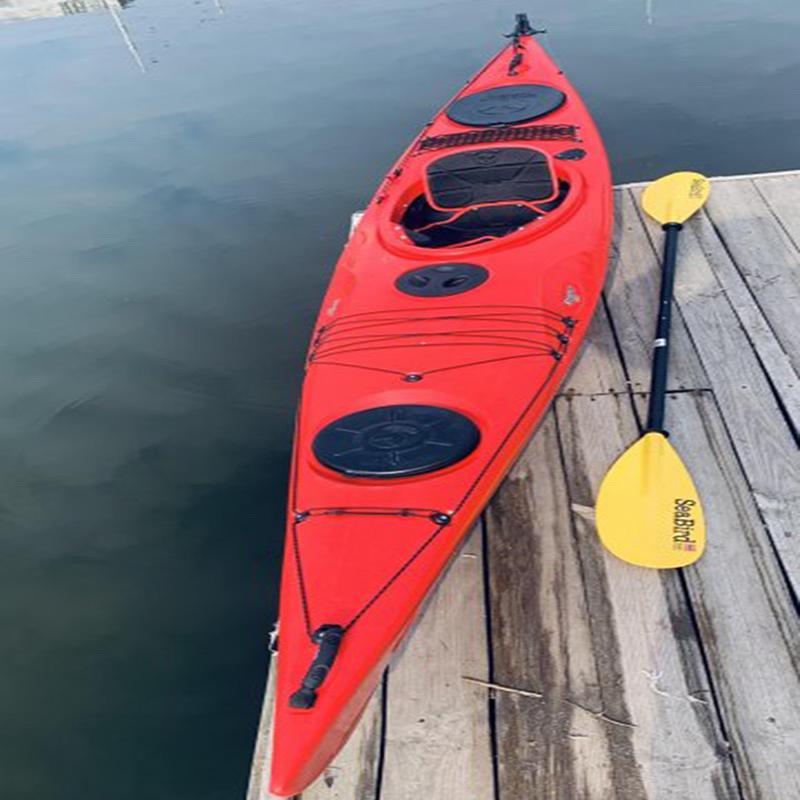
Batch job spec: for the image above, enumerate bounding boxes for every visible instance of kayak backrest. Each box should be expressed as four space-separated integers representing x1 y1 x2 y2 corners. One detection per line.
425 147 556 211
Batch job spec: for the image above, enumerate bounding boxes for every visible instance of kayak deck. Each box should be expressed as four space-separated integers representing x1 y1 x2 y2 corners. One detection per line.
249 169 800 800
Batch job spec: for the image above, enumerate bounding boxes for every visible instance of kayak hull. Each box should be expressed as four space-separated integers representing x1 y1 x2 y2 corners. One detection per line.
269 25 612 797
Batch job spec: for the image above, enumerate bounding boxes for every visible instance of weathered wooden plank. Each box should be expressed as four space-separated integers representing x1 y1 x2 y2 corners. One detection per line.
380 525 494 800
691 207 800 431
486 239 649 798
671 391 800 798
754 172 800 250
486 411 620 799
555 392 739 799
704 179 800 379
604 189 708 393
628 184 800 597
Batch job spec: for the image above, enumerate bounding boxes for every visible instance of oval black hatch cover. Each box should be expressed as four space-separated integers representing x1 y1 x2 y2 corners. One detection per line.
446 84 566 127
313 404 480 478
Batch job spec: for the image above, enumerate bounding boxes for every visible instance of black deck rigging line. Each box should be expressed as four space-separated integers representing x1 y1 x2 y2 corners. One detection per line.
309 312 571 379
420 350 560 376
290 316 577 641
307 360 408 378
315 333 563 350
316 322 565 345
314 309 568 344
287 399 315 638
415 125 579 153
291 515 314 639
308 350 558 381
316 331 565 352
343 520 449 632
312 341 558 360
297 506 445 520
311 310 569 342
317 303 566 330
318 321 565 339
315 316 563 341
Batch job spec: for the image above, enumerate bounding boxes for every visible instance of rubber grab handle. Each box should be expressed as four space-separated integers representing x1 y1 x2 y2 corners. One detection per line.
289 625 344 710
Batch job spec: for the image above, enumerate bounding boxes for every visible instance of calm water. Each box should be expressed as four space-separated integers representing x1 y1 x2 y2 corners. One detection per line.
1 1 798 797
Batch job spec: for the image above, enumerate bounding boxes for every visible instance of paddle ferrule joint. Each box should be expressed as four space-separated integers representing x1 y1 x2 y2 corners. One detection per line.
289 624 345 710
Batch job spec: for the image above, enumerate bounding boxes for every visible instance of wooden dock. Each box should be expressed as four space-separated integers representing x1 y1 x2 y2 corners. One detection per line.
248 170 800 800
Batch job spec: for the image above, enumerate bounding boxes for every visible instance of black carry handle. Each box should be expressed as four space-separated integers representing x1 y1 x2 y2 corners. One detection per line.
289 624 344 710
645 223 682 434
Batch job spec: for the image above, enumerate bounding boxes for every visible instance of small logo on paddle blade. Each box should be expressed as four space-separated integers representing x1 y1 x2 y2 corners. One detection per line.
672 498 698 550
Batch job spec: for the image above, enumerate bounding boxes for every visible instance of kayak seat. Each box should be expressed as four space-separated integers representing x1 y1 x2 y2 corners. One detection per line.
406 204 540 248
402 180 570 249
426 147 555 210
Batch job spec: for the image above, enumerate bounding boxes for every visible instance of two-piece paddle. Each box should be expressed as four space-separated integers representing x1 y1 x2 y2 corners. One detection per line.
595 172 710 568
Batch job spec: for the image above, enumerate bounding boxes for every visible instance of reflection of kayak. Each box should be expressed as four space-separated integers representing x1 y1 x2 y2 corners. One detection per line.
269 15 612 796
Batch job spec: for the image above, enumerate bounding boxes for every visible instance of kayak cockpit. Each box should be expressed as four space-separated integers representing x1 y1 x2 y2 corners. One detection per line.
398 146 570 248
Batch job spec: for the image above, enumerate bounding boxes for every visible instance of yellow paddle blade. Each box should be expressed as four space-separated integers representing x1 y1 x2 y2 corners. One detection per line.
641 171 710 225
595 432 705 568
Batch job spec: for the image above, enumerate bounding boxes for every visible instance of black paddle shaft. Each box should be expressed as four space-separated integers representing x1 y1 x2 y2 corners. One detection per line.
646 223 682 433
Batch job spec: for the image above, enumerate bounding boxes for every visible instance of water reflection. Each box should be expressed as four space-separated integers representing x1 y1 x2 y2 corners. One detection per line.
1 0 144 70
0 0 134 21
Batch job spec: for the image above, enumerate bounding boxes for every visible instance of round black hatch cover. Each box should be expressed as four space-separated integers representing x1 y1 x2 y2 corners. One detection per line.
396 263 489 297
446 84 566 127
313 405 480 478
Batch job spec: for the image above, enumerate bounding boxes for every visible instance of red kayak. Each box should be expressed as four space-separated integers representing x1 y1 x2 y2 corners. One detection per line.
270 16 612 796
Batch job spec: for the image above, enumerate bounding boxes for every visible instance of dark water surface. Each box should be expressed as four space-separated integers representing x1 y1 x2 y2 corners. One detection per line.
1 1 798 797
